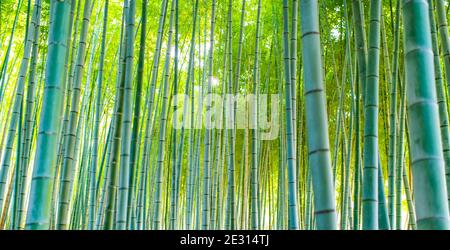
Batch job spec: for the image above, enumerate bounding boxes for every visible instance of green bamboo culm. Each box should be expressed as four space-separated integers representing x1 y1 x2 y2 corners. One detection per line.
127 0 146 230
202 0 217 230
183 0 199 230
282 0 299 230
104 0 129 230
17 0 43 229
250 0 262 230
435 0 450 205
139 0 168 231
428 0 450 220
378 156 390 230
0 0 36 214
402 0 450 230
169 0 179 230
225 0 236 230
341 0 354 231
153 0 175 230
57 0 92 230
300 0 337 230
388 0 401 229
25 0 73 230
117 0 136 230
1 0 450 232
362 0 382 231
351 0 367 230
0 0 42 224
88 0 109 230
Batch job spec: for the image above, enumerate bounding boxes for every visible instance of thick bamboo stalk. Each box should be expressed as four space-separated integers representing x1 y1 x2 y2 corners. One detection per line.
300 0 337 230
25 0 73 230
435 0 450 207
57 0 92 230
362 0 382 230
402 0 450 230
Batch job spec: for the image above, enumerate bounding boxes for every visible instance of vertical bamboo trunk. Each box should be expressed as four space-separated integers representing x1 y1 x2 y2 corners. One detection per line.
183 2 199 225
104 1 129 230
26 0 73 230
351 0 366 230
435 0 450 206
88 0 108 230
378 157 390 230
225 0 235 231
139 0 168 230
342 0 354 230
362 0 381 230
250 0 262 230
116 0 136 230
290 0 298 186
0 0 41 215
57 0 92 230
202 0 217 230
403 132 417 229
388 0 401 229
300 0 337 230
169 0 179 230
126 0 145 230
17 0 42 229
153 0 174 229
402 0 450 230
429 0 450 220
282 0 300 230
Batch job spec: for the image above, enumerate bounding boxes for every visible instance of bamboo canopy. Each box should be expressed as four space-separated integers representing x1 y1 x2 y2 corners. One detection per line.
0 0 449 230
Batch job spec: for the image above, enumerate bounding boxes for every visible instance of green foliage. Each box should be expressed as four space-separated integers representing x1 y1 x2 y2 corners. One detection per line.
0 0 449 230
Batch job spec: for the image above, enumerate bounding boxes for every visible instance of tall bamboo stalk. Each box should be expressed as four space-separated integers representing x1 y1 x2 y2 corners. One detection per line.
57 0 92 230
25 0 73 230
116 0 136 230
88 0 108 230
153 0 175 230
362 0 382 230
402 0 450 230
435 0 450 205
282 0 300 230
300 0 337 230
202 0 217 230
388 0 401 229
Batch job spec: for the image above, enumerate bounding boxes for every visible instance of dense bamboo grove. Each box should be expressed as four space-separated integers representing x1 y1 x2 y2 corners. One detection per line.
1 0 450 230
